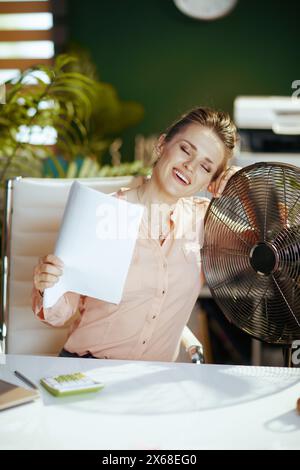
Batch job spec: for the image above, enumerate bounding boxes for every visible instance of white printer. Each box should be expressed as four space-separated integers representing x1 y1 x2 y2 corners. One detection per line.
233 96 300 168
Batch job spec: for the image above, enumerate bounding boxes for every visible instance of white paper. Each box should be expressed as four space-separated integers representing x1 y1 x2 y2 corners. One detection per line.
43 181 144 309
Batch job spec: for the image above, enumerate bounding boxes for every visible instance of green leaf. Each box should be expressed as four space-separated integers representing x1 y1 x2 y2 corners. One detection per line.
54 54 78 71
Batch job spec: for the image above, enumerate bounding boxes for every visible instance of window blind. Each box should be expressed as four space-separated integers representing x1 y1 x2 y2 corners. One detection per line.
0 1 66 83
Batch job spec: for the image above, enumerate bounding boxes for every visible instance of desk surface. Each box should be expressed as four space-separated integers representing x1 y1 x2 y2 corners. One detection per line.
0 354 299 450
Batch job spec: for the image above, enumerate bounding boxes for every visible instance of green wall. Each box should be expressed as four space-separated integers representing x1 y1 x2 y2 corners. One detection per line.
68 0 300 158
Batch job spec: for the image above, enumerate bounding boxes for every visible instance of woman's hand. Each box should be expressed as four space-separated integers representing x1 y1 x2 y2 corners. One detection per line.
33 254 64 293
207 165 241 198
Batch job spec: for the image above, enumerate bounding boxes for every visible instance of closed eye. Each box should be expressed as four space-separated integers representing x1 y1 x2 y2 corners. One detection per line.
201 164 211 173
180 145 190 156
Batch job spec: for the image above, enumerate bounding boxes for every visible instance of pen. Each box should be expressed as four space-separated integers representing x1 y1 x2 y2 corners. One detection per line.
14 370 38 390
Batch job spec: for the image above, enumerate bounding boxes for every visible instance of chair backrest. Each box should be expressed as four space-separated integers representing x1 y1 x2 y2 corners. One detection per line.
1 176 134 355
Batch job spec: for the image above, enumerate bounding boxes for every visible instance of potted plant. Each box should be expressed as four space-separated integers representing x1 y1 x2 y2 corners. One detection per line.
0 53 149 202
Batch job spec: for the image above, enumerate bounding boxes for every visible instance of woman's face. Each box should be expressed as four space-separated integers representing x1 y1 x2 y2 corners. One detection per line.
153 123 225 198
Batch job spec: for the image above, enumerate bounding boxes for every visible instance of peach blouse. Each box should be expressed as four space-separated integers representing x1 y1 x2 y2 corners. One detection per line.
32 189 209 362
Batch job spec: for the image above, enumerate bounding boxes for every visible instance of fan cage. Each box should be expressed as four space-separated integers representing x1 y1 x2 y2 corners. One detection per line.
202 162 300 345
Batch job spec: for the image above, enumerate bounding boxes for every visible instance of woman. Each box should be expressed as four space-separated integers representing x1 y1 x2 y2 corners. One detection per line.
32 106 239 361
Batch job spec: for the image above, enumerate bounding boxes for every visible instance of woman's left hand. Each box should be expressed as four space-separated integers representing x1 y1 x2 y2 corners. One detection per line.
207 165 241 198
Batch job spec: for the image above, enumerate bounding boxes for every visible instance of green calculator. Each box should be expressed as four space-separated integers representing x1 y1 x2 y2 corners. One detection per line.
40 372 104 397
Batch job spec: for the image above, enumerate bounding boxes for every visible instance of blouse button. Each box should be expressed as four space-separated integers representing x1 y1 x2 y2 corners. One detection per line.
142 340 146 344
162 290 166 295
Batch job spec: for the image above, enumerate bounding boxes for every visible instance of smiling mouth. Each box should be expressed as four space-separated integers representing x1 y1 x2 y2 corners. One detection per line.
172 168 191 185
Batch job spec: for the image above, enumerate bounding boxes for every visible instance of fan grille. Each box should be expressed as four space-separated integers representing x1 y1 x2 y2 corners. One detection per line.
202 162 300 345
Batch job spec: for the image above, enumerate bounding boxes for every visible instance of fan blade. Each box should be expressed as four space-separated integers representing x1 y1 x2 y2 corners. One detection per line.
262 182 284 240
233 172 265 237
271 272 300 329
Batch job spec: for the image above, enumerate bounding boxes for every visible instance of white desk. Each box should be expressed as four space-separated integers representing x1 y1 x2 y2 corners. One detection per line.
0 354 299 450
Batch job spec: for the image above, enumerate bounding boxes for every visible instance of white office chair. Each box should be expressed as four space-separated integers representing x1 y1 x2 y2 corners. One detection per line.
0 176 204 362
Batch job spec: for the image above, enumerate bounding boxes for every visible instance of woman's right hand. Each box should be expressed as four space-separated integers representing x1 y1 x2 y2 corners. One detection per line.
33 254 64 293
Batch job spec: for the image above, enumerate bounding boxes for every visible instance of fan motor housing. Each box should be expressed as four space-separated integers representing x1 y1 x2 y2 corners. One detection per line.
250 242 278 276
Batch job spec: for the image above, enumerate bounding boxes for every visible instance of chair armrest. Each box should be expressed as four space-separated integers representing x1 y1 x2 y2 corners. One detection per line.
181 326 205 364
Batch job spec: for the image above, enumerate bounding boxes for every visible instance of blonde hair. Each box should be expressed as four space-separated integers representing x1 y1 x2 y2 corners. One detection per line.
156 106 238 181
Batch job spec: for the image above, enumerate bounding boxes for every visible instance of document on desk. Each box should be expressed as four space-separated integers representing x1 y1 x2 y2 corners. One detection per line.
43 181 144 309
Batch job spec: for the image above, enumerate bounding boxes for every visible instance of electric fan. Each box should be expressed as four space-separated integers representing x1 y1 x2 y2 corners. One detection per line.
202 162 300 367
